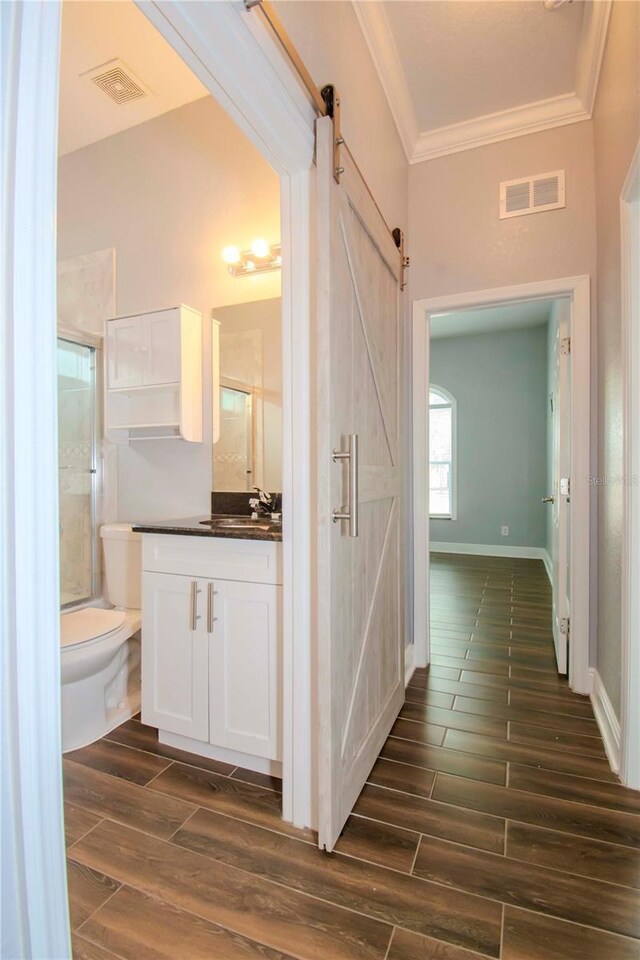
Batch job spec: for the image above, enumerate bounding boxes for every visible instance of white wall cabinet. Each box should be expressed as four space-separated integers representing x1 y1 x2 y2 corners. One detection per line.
141 535 282 765
105 305 202 442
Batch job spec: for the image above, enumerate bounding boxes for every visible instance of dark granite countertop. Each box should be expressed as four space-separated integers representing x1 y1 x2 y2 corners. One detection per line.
132 516 283 542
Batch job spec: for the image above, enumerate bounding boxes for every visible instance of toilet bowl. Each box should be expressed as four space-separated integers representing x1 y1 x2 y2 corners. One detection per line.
61 523 142 753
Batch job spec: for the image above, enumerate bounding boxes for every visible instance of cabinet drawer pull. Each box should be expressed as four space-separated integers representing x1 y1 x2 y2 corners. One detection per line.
190 580 198 631
207 582 215 633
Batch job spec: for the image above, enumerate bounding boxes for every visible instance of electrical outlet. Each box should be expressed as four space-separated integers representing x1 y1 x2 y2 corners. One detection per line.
501 525 510 537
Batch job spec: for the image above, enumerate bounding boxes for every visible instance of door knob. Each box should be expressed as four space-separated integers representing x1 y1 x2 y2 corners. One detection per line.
541 496 554 504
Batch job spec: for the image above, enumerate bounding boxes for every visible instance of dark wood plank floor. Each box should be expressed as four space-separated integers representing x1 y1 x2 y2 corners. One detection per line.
65 553 640 960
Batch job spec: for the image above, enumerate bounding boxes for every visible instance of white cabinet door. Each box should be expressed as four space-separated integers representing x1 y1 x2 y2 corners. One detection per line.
144 310 181 385
209 580 281 760
106 316 144 389
141 572 209 741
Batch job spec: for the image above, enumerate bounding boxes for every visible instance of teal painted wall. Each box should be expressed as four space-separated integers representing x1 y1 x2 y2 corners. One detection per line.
430 325 548 548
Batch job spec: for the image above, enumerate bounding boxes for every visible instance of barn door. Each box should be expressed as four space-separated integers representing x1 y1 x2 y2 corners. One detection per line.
315 116 405 851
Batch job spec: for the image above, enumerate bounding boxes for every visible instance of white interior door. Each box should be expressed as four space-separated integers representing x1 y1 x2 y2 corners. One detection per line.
550 307 571 674
316 117 405 851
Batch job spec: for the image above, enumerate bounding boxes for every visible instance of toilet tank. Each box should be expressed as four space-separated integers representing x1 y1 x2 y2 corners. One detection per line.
100 523 142 610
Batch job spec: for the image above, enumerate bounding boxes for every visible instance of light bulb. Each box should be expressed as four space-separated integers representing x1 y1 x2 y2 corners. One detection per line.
251 238 270 259
222 245 240 265
244 260 256 272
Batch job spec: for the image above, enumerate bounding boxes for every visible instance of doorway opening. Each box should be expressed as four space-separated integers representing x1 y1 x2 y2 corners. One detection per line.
57 0 290 798
412 277 591 696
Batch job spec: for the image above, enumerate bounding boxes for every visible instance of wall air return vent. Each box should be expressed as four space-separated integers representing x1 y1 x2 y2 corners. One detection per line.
499 170 565 220
82 59 150 106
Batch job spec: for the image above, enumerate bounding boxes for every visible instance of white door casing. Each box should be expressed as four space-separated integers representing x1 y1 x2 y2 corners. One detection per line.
550 306 571 674
621 140 640 789
316 117 405 851
412 277 591 695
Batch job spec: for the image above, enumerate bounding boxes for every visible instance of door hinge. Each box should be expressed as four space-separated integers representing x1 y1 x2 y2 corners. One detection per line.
560 336 571 356
560 616 570 637
321 84 343 183
392 227 410 291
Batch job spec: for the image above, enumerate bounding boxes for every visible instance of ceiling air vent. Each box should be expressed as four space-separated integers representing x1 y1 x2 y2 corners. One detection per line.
499 170 565 220
82 59 150 106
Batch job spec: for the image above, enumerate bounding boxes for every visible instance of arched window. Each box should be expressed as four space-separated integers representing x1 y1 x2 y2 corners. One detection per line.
429 385 456 518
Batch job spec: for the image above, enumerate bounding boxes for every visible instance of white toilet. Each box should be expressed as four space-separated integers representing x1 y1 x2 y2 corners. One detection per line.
61 523 142 753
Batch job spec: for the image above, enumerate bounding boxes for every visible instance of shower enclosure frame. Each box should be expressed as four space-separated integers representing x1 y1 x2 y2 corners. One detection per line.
57 326 103 610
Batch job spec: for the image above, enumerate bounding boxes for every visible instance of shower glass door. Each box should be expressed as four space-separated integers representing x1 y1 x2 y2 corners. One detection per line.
214 384 254 491
57 338 98 607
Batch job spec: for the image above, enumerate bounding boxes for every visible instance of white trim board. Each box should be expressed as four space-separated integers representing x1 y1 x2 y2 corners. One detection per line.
353 1 611 164
620 138 640 790
413 277 592 695
430 543 549 562
404 643 416 688
590 669 621 775
2 3 71 957
411 94 588 165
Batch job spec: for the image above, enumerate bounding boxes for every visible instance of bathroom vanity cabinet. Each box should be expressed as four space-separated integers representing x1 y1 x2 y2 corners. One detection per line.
140 533 282 772
105 304 203 442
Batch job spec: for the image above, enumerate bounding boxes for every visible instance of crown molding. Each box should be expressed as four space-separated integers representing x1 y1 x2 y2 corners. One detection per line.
354 0 612 165
411 93 589 164
575 0 612 114
351 0 417 160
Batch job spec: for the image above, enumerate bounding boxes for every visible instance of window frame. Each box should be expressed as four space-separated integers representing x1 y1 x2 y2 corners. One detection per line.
428 383 457 520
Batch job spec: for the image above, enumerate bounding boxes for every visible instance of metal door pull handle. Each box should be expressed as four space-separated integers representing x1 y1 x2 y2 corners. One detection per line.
189 580 199 630
541 496 554 504
207 582 215 634
332 433 359 537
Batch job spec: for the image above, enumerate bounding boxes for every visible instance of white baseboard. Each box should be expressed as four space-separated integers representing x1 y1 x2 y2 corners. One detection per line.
542 548 553 585
430 542 548 562
404 643 415 687
589 668 621 774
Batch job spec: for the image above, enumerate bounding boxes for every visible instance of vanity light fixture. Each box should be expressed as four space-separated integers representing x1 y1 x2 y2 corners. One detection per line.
223 240 282 277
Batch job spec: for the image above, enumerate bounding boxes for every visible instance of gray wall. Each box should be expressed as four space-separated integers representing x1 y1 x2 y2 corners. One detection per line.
430 325 548 548
592 0 640 718
274 0 408 232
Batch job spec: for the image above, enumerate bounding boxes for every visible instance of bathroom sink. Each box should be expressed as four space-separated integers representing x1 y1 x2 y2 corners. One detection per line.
200 517 272 530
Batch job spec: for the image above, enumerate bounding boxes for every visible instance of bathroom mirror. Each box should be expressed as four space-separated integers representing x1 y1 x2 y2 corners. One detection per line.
212 297 282 493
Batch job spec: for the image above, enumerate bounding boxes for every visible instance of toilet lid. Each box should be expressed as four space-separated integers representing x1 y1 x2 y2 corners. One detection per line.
61 608 126 648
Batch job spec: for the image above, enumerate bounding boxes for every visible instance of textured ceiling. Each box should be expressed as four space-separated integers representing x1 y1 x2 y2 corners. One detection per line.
431 299 556 339
381 0 585 132
59 1 208 156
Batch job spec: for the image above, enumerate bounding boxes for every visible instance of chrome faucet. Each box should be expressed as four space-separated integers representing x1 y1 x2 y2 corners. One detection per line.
249 488 282 519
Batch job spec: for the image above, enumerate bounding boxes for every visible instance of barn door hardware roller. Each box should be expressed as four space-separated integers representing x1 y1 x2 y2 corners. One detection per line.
392 228 410 291
243 0 404 232
321 84 344 183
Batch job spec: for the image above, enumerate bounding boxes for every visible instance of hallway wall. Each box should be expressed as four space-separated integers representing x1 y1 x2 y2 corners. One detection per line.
274 0 408 233
592 0 640 718
408 121 597 301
